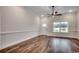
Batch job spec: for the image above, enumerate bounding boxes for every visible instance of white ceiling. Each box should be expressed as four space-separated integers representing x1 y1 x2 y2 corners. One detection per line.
23 6 79 16
54 6 79 14
23 6 52 15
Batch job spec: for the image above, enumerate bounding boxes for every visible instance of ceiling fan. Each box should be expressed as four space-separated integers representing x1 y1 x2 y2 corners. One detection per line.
46 6 62 17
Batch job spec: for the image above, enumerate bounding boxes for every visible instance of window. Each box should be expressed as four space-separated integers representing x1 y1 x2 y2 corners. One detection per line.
53 22 68 32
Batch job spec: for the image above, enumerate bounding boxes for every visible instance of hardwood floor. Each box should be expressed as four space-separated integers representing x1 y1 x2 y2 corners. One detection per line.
0 35 79 53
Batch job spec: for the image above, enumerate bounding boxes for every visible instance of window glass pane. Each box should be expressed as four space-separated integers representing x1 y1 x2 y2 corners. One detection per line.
60 28 68 32
53 28 60 32
54 22 60 28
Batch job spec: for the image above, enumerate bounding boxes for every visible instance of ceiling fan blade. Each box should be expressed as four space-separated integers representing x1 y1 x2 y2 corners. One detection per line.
55 14 62 16
43 14 52 17
47 14 53 17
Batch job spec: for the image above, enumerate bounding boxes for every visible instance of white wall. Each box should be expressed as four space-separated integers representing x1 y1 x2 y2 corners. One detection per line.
77 11 79 39
0 7 40 48
0 8 1 48
40 16 49 35
40 12 77 38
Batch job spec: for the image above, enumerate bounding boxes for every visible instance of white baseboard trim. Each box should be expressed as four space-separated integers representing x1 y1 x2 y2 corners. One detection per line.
47 34 77 38
1 34 39 50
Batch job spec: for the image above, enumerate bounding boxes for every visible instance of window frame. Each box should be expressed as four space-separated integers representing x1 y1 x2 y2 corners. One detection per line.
53 21 69 33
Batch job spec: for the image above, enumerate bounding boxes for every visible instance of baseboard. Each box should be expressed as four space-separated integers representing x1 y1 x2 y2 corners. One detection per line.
0 34 39 50
48 35 78 40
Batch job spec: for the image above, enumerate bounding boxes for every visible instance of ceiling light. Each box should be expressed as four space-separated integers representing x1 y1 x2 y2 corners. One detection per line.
68 10 73 12
41 15 44 17
42 24 47 27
